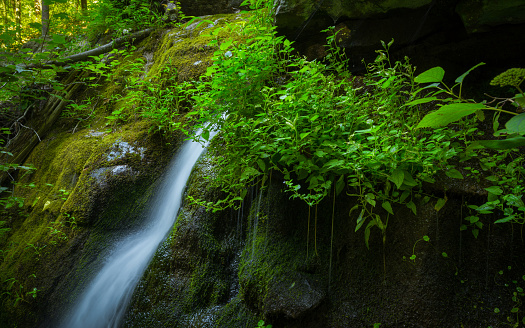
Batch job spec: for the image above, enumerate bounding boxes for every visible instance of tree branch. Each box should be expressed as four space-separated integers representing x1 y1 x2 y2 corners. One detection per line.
0 28 153 76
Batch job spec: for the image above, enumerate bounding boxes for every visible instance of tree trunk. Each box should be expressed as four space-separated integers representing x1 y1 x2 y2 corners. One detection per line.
41 0 49 37
81 0 87 13
1 0 9 26
14 0 21 41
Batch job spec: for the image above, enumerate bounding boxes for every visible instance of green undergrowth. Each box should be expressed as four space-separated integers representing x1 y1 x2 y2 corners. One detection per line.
186 0 524 249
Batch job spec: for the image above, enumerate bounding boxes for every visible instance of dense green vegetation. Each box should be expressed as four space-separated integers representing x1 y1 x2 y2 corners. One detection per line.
1 0 525 325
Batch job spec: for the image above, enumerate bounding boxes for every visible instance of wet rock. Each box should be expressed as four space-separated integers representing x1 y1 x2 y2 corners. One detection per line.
263 271 325 319
105 141 146 161
89 165 134 188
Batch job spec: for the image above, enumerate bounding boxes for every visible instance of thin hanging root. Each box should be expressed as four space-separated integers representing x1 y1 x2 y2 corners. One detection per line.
307 191 311 260
329 186 336 289
315 204 318 257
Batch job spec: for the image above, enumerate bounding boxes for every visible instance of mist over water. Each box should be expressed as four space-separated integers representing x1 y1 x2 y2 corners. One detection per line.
61 132 212 328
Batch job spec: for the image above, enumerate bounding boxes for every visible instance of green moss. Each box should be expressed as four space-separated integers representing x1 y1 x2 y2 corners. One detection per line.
238 197 308 314
215 296 259 328
147 13 252 82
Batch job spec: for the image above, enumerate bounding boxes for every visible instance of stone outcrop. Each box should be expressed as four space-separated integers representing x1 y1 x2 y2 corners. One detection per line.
179 0 245 16
275 0 525 76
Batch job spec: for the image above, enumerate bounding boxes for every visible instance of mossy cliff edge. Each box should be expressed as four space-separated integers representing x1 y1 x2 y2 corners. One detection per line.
0 12 250 328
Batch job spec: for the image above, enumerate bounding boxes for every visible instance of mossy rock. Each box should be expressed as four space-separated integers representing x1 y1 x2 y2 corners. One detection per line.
0 118 177 327
123 149 246 327
146 13 253 83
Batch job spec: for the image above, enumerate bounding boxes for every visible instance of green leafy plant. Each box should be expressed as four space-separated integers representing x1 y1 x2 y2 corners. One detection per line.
256 319 272 328
493 266 525 327
2 274 38 307
410 65 525 149
403 235 430 262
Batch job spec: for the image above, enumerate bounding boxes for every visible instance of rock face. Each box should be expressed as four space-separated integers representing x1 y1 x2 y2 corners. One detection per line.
178 0 245 16
263 271 325 319
275 0 525 75
125 164 525 327
456 0 525 33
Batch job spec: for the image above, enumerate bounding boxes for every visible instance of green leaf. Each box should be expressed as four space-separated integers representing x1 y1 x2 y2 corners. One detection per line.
299 131 311 139
55 12 69 19
389 168 404 189
414 67 445 83
406 201 417 215
445 169 464 179
399 190 410 203
423 235 430 242
484 186 503 195
416 103 486 129
364 220 376 249
201 129 210 141
335 175 345 196
51 34 67 44
323 159 345 170
256 159 266 172
494 216 514 224
435 197 447 212
29 22 43 30
404 97 438 107
365 193 376 207
401 171 418 188
355 209 365 232
505 112 525 135
455 62 485 84
475 137 525 149
220 40 233 50
314 150 326 157
515 94 525 107
381 201 394 215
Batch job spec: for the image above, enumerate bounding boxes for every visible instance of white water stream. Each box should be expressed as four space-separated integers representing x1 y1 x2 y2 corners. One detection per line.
61 131 212 328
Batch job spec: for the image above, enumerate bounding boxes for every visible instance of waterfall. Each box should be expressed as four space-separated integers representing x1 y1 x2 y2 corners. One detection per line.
61 130 213 328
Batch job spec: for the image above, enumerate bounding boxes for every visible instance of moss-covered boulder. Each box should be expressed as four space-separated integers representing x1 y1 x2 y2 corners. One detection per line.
0 118 176 327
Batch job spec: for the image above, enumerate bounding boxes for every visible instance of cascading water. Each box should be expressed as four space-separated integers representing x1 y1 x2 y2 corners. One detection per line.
61 130 213 328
